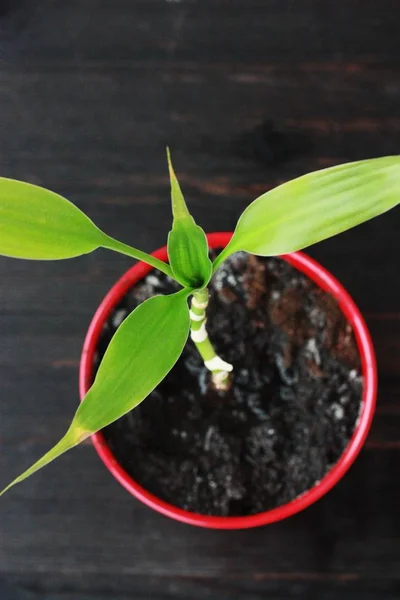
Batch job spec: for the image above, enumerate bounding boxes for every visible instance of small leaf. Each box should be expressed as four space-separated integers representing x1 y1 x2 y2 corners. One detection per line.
0 178 108 259
166 149 212 288
0 290 191 496
214 156 400 267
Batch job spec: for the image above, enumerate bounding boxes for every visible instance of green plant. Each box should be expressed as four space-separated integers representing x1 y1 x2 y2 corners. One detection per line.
0 153 399 495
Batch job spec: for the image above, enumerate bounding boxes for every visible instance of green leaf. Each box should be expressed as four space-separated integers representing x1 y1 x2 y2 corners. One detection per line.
0 178 108 259
0 177 178 278
166 149 212 288
213 156 400 269
0 290 191 496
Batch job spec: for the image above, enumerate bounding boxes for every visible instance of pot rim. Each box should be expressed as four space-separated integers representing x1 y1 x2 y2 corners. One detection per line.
79 232 377 529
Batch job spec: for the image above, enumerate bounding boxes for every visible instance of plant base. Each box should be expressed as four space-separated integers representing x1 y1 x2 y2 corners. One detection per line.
97 252 362 517
80 233 377 529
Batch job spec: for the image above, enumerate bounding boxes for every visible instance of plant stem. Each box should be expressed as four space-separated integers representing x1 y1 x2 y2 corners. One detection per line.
190 288 233 390
101 235 175 279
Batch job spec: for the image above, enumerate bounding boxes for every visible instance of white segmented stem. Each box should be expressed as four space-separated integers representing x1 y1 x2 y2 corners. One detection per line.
189 309 206 321
204 356 233 372
192 297 208 310
190 289 233 391
190 321 208 342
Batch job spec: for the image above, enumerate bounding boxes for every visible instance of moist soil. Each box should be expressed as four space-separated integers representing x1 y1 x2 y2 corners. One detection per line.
96 252 362 517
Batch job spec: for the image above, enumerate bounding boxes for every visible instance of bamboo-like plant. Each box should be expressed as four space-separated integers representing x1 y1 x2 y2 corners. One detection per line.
0 153 399 495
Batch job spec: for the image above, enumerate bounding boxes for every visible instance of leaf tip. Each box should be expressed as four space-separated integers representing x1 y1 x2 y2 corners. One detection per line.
0 482 13 498
166 146 174 178
166 149 191 223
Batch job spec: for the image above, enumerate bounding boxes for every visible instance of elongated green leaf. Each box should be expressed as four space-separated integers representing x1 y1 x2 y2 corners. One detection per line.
0 290 190 496
214 156 400 268
166 149 212 288
0 178 108 259
0 177 177 278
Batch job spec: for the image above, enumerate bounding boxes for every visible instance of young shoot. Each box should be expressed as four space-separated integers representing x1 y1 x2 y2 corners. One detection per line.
166 148 232 389
0 153 399 496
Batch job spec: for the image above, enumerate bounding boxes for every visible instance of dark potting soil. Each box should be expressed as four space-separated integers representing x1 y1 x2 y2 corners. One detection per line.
96 252 362 517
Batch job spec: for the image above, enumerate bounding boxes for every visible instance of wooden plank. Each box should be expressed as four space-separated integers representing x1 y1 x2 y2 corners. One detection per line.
0 66 399 187
0 445 399 578
1 574 400 600
0 0 399 595
1 0 399 64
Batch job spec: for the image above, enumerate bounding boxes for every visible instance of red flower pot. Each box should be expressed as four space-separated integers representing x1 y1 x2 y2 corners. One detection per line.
79 232 377 529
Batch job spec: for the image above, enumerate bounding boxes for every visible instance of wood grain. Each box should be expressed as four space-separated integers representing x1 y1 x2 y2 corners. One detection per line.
0 0 399 598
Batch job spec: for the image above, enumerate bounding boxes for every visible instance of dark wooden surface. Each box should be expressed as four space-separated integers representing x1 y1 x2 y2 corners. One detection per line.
0 1 399 598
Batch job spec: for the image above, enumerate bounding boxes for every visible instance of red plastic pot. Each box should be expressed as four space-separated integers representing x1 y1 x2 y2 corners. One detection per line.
79 232 377 529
